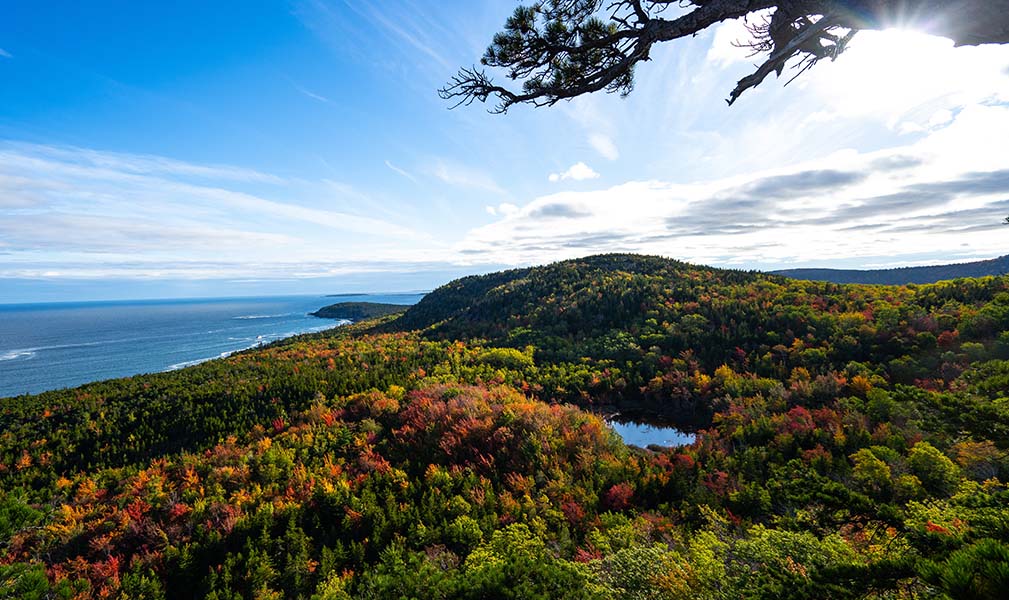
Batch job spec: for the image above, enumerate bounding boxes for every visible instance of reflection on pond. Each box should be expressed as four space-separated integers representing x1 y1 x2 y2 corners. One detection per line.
606 414 696 448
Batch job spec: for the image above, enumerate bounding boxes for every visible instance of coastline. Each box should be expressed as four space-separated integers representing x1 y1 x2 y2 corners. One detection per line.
0 294 421 398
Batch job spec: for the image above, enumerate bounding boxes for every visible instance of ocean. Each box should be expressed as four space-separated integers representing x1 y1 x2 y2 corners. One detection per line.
0 293 424 398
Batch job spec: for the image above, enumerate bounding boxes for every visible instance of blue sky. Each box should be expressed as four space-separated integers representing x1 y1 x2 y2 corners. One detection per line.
2 1 1008 302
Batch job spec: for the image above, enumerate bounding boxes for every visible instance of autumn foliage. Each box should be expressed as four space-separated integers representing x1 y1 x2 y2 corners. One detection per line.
2 254 1008 598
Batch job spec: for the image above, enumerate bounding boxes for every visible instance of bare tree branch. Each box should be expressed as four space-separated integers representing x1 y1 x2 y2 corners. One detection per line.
441 0 1009 112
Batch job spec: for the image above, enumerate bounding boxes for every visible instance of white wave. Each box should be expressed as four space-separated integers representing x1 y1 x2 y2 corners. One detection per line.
0 349 37 362
0 338 138 362
163 321 346 372
232 312 299 320
165 340 267 371
166 357 211 371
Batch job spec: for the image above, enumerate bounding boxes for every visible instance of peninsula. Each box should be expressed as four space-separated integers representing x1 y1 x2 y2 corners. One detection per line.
310 301 408 321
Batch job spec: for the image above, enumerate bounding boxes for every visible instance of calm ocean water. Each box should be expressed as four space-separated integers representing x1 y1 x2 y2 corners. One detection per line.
0 293 423 398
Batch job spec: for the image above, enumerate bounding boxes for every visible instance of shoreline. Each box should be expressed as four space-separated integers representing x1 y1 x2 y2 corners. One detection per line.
0 297 385 399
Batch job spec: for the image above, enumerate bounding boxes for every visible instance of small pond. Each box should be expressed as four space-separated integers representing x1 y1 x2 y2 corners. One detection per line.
606 413 697 448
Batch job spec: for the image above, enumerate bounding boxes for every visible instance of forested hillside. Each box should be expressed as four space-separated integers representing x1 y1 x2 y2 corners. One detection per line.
311 302 408 321
2 254 1008 599
773 255 1009 285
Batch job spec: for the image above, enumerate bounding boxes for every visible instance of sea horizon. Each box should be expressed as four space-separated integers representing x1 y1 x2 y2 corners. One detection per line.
0 292 424 398
0 290 432 309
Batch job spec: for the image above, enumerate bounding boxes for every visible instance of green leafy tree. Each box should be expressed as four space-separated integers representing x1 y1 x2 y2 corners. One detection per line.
851 448 892 498
908 442 961 497
460 524 602 599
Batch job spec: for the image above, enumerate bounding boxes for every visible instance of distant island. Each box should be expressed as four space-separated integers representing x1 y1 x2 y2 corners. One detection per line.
773 254 1009 285
310 301 408 321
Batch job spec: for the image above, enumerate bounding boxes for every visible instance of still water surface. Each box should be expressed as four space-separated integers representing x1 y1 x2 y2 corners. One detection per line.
608 413 696 447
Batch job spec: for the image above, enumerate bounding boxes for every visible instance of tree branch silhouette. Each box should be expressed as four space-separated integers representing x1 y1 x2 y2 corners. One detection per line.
441 0 1009 112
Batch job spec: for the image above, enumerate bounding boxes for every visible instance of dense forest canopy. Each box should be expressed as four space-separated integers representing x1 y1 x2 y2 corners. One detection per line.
2 254 1009 598
441 0 1009 111
311 302 409 321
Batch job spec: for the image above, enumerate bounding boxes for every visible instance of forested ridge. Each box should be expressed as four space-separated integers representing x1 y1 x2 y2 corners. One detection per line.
2 253 1008 599
773 255 1009 285
311 303 409 321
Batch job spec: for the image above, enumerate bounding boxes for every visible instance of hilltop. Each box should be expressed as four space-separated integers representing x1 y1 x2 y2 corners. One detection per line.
2 253 1008 598
773 254 1009 285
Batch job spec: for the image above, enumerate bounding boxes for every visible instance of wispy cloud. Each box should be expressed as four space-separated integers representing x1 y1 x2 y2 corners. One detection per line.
0 48 11 59
0 212 295 254
353 1 454 71
294 84 332 103
0 141 445 279
385 160 418 183
303 0 458 75
430 159 505 194
0 258 490 282
1 141 286 184
589 134 619 161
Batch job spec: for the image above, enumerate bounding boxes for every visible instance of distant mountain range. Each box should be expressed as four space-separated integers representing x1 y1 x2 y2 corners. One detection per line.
772 254 1009 285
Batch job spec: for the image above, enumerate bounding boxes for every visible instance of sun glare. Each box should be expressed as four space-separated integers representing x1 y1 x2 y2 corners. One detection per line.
809 27 1005 122
829 30 947 99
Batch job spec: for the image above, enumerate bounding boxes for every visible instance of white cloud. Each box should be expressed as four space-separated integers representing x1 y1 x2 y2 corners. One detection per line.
898 121 927 135
548 162 600 182
705 16 758 67
639 25 1009 185
589 133 619 160
805 30 1009 125
0 48 11 59
484 203 519 218
485 203 518 217
928 109 954 129
457 105 1009 268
